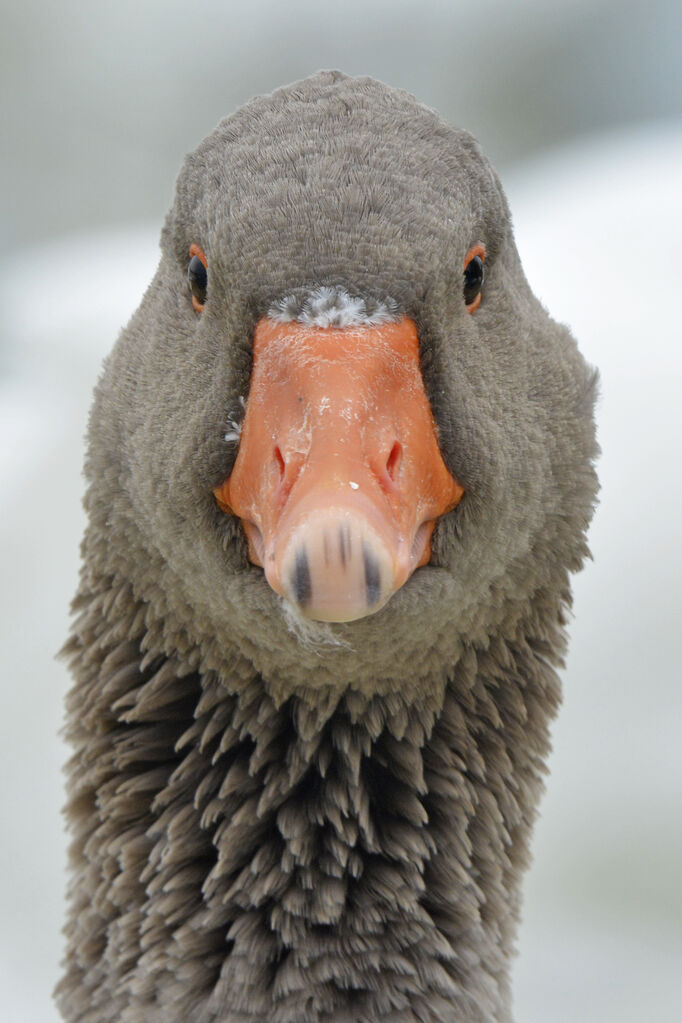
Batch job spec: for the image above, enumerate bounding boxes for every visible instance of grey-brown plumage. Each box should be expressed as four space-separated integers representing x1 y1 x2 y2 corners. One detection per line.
57 71 598 1022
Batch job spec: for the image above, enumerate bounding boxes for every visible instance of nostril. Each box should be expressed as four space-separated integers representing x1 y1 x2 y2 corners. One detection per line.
273 448 305 510
386 442 402 482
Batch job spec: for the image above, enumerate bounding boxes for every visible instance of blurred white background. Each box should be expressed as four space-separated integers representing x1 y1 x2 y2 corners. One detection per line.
1 2 680 1021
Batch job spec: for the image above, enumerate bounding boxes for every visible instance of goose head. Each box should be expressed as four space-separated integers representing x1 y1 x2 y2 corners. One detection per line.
86 71 598 700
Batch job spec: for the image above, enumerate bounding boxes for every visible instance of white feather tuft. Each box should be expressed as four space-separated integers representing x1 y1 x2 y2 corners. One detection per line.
280 598 353 653
269 286 399 328
224 397 245 444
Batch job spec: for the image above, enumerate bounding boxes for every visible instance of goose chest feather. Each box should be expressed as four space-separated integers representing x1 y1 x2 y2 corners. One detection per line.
57 71 598 1023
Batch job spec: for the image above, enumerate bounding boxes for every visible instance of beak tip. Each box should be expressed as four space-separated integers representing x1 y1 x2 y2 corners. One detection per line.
275 515 397 623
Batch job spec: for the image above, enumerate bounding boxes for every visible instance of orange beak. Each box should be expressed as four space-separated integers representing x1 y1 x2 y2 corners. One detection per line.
213 316 463 622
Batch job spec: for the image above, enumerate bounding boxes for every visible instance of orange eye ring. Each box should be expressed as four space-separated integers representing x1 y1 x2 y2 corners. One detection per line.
463 243 486 313
188 243 208 313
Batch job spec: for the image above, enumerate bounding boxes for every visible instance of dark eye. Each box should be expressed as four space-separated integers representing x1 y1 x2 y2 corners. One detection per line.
463 245 485 312
188 244 208 311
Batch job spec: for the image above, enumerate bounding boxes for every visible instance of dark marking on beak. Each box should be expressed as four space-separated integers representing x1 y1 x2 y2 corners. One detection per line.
339 526 347 569
362 542 381 606
292 548 312 607
323 533 330 566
